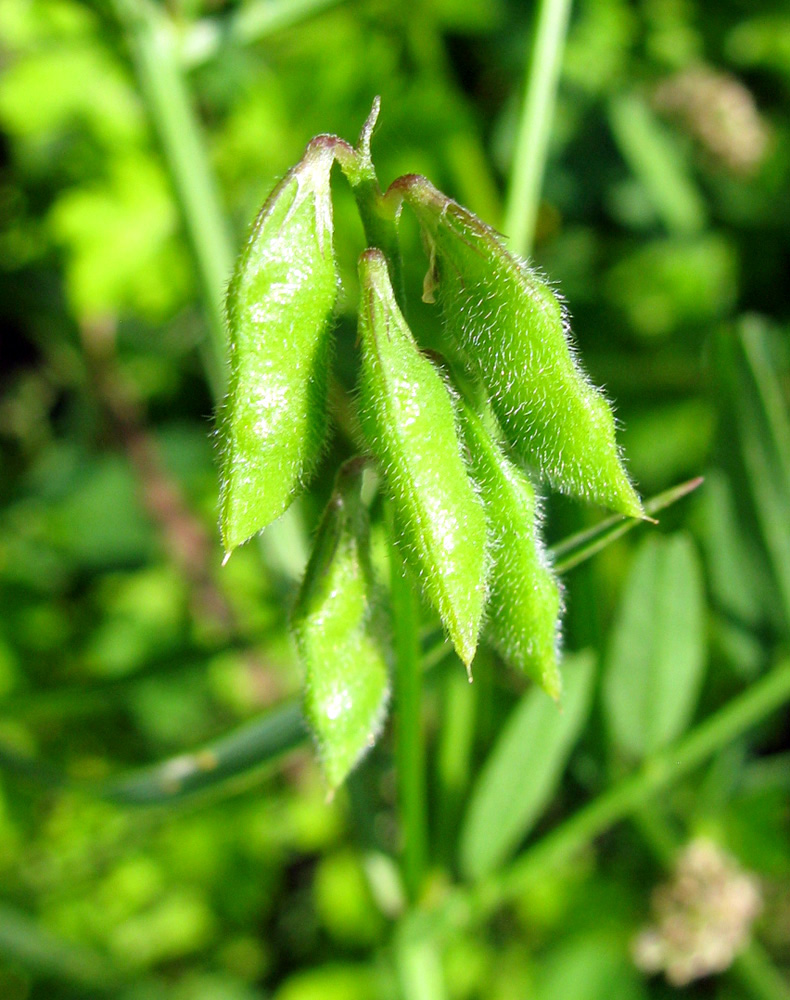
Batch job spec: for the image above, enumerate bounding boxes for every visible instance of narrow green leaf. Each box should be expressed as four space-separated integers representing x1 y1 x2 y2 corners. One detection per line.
695 469 765 627
101 701 305 804
395 175 643 519
603 533 706 759
459 651 595 880
731 318 790 627
0 702 307 806
220 138 338 554
357 249 488 669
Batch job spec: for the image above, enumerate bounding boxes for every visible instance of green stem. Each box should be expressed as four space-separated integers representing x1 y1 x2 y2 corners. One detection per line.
435 666 477 866
428 660 790 934
114 0 232 401
389 529 428 901
179 0 345 67
395 919 448 1000
504 0 573 258
550 476 703 574
338 100 407 310
736 944 790 1000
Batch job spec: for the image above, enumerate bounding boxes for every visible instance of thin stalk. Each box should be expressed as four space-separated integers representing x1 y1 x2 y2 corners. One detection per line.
436 667 477 865
425 660 790 935
480 660 790 913
736 944 790 1000
504 0 573 257
551 476 703 574
395 920 448 1000
389 531 428 901
114 0 232 400
337 99 407 311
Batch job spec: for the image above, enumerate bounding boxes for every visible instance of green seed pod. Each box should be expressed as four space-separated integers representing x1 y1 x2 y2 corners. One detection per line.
459 401 562 700
397 176 643 519
357 249 488 670
291 461 390 790
220 139 339 555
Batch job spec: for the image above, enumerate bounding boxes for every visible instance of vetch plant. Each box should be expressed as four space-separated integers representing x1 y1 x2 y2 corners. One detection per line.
220 141 338 552
218 99 644 789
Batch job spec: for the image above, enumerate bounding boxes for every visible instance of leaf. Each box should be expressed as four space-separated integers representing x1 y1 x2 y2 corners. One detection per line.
459 652 595 880
695 469 765 627
608 93 706 235
535 935 648 1000
728 318 790 628
0 701 308 805
603 533 706 759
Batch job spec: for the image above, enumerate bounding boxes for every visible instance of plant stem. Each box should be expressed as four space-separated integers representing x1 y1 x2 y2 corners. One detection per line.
179 0 344 66
396 919 448 1000
436 666 477 865
426 660 790 934
337 99 408 311
550 476 704 573
736 944 790 1000
504 0 573 258
389 531 428 901
114 0 231 401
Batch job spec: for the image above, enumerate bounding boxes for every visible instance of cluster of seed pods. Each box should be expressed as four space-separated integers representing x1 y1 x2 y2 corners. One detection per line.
219 109 642 788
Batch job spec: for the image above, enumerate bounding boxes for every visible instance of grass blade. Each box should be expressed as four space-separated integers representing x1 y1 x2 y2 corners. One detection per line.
504 0 574 256
732 318 790 626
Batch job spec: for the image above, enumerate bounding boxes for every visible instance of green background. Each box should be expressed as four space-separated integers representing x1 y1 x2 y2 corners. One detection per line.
1 0 789 997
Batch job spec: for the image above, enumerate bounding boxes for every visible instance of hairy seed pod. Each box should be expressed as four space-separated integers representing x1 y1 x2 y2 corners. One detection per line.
460 401 562 699
397 176 643 519
291 461 390 790
220 139 338 554
357 249 488 670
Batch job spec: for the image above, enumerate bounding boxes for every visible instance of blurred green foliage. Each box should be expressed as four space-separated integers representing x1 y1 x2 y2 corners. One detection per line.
1 0 790 998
